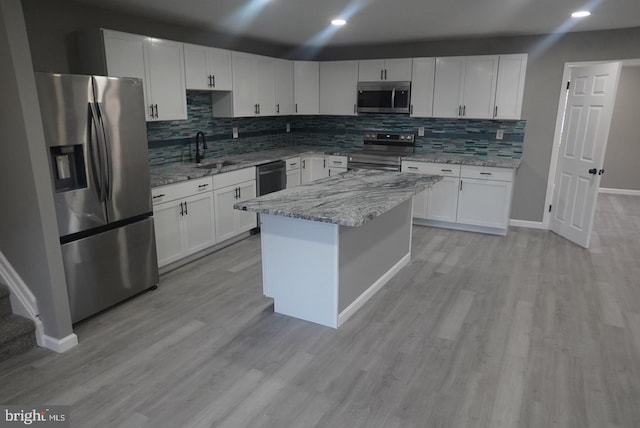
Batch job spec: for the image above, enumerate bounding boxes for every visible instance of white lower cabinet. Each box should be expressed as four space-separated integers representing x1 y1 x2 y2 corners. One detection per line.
213 167 257 242
402 161 514 234
301 156 328 184
457 177 512 229
152 177 215 267
286 157 301 188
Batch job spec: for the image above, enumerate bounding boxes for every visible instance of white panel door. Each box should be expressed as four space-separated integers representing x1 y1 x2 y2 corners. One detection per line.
433 57 465 118
457 178 512 229
153 201 184 267
310 157 328 181
183 192 216 256
462 55 498 119
214 185 239 242
286 169 301 188
231 53 257 117
494 54 528 119
551 62 621 248
208 47 232 91
145 38 187 121
320 61 359 116
384 58 413 81
236 181 257 233
301 157 312 184
358 59 385 81
426 177 460 222
254 56 276 116
294 61 319 115
275 59 294 115
410 57 436 117
184 43 210 90
412 191 428 219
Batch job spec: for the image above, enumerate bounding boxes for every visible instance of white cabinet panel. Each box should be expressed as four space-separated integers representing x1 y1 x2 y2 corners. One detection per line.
427 177 459 222
320 61 359 116
153 201 183 267
433 56 466 118
301 157 313 185
255 56 276 116
286 169 301 188
294 61 319 115
145 38 188 121
494 54 528 119
412 191 428 219
213 168 257 241
462 56 498 119
457 178 512 229
184 44 232 91
410 57 436 117
358 59 386 81
229 53 257 117
237 181 257 233
310 156 328 181
213 186 238 243
275 59 294 115
358 58 412 81
183 192 216 255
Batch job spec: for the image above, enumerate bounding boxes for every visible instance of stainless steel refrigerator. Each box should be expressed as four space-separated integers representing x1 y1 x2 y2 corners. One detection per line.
35 73 159 324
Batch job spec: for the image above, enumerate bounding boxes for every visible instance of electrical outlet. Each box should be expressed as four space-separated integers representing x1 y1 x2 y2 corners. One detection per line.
286 123 290 133
418 127 425 137
233 127 238 139
496 129 504 140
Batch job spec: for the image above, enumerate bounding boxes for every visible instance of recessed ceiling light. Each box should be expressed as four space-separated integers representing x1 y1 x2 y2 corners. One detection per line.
571 10 591 18
331 19 347 26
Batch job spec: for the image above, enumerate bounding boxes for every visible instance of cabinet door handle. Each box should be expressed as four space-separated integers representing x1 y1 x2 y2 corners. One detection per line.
384 69 387 80
494 105 498 118
334 161 342 165
149 104 154 117
380 69 384 80
185 201 188 215
152 194 165 199
208 75 212 87
290 162 297 167
238 187 241 199
408 166 418 170
302 159 305 169
198 183 209 188
154 104 159 118
410 104 413 115
463 105 466 116
277 104 280 114
180 202 184 216
295 103 298 113
460 180 463 191
212 75 215 87
441 169 452 172
458 105 462 116
324 159 326 168
480 172 492 176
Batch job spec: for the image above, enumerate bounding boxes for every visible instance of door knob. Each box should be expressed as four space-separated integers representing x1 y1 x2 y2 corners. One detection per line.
588 168 597 175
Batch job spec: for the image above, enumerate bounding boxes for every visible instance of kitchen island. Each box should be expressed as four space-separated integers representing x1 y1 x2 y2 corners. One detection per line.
235 169 441 328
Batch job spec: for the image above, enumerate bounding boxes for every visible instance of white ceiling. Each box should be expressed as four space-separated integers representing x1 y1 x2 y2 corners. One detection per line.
76 0 640 47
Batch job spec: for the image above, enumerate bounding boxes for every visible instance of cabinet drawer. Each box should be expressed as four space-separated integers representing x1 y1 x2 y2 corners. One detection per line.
152 176 212 205
402 161 461 177
460 165 513 182
286 157 301 171
328 155 347 168
213 167 256 190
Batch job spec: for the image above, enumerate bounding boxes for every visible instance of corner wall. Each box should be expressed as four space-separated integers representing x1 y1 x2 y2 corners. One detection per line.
0 0 73 341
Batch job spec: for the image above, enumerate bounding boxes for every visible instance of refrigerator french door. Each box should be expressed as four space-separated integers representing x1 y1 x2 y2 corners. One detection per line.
36 73 159 323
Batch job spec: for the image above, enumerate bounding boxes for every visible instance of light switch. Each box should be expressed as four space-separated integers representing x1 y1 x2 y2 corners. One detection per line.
496 129 504 140
233 127 239 139
418 127 425 137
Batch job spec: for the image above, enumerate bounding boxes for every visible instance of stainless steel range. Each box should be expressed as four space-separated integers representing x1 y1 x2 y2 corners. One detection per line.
347 132 416 171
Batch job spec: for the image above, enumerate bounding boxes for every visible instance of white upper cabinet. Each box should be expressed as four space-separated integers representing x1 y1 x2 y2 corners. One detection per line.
494 54 528 119
275 59 294 115
433 55 498 119
103 30 187 121
213 52 276 117
184 44 232 91
358 58 412 81
320 61 359 116
410 57 436 117
294 61 320 115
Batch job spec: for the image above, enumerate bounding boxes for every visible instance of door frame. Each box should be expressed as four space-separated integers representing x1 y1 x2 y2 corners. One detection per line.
542 58 640 229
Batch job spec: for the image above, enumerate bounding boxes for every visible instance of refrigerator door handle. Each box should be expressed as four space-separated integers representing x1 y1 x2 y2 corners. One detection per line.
95 101 113 201
88 102 106 202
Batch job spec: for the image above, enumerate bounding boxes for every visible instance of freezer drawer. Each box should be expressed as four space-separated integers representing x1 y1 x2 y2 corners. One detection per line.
61 217 159 323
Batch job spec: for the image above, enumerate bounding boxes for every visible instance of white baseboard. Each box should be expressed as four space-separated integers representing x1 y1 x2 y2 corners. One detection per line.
338 252 410 327
509 219 548 229
39 333 78 353
599 187 640 196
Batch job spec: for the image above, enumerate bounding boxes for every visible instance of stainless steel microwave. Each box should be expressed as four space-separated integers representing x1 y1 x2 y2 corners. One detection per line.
357 81 411 114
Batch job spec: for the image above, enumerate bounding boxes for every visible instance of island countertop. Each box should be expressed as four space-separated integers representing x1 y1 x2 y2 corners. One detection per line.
234 169 441 227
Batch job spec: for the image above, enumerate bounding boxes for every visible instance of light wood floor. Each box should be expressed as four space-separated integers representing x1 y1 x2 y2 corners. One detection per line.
1 194 639 428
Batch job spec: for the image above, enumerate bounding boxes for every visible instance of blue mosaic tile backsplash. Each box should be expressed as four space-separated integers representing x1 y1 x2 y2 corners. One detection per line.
146 92 525 166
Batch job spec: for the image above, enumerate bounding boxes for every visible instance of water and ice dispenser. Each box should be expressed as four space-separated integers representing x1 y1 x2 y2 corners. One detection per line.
49 145 87 192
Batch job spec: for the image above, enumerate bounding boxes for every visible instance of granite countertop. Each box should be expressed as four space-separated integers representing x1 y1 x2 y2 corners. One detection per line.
150 146 347 187
404 153 522 168
150 145 521 188
234 169 442 227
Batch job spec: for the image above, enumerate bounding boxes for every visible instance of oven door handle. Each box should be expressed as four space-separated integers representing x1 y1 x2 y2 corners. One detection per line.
391 88 396 111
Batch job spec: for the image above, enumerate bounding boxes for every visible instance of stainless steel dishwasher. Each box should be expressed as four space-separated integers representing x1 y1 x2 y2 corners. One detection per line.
257 160 286 196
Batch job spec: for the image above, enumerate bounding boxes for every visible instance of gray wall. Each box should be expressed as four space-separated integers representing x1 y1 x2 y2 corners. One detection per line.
0 0 73 338
20 0 640 221
601 66 640 191
21 0 293 74
313 28 640 222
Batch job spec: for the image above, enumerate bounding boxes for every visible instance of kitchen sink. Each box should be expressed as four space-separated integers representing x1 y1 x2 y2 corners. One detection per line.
196 160 239 169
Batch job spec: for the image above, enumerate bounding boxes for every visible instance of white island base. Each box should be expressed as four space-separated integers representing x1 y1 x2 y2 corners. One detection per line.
260 199 413 328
